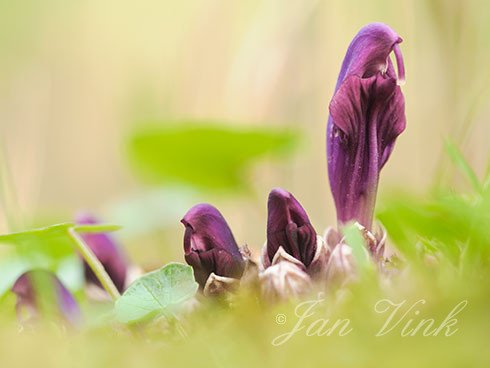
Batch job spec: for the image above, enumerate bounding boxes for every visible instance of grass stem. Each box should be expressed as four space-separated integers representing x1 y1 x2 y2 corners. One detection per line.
67 227 121 301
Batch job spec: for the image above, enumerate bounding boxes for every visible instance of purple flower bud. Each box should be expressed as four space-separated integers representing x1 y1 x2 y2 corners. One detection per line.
11 270 81 326
76 213 128 293
266 188 317 267
327 23 406 231
181 204 245 288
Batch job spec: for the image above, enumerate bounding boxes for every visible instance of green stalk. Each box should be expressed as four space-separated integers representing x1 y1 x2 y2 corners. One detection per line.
67 227 121 301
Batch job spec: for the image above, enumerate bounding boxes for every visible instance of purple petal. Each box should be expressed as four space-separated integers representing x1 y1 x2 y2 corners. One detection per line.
11 270 81 326
76 213 128 293
185 247 243 288
327 23 406 231
181 204 244 288
266 188 317 267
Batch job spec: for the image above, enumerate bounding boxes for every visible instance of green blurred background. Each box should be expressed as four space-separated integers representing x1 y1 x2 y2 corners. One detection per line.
0 0 489 273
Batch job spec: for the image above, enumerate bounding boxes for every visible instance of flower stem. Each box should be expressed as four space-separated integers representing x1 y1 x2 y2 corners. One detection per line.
67 227 121 301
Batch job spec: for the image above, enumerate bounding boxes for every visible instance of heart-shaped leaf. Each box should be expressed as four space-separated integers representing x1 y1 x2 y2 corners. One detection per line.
115 263 198 323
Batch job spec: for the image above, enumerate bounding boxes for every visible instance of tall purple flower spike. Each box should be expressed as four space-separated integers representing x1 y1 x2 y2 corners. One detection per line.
327 23 406 231
267 188 317 267
181 204 245 288
11 270 81 326
76 213 128 293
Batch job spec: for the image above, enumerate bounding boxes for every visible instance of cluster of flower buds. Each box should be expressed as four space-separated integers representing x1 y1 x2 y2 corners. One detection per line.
11 23 406 316
182 22 406 301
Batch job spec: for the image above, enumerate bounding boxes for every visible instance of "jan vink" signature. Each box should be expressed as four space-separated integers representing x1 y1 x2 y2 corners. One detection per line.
271 298 468 346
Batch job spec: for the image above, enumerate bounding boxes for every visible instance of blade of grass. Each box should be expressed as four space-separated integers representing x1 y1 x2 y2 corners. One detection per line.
67 227 121 301
444 140 481 192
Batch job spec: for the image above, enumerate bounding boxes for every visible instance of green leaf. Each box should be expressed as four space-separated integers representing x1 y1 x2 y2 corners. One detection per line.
0 223 76 262
126 122 298 190
115 263 198 324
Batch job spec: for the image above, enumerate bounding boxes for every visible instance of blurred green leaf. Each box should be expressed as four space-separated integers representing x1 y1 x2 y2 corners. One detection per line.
126 122 299 190
0 223 76 261
115 263 198 324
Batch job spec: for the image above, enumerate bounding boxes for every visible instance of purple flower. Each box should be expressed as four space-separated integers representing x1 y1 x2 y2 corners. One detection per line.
11 270 81 326
181 204 245 288
76 213 128 292
266 188 317 267
327 23 406 231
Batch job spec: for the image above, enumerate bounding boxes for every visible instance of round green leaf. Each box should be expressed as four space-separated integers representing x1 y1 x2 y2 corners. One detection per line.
115 263 198 323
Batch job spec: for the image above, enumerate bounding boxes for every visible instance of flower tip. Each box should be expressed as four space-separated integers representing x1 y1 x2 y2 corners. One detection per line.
267 187 309 232
269 187 290 198
268 187 292 206
181 203 225 229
